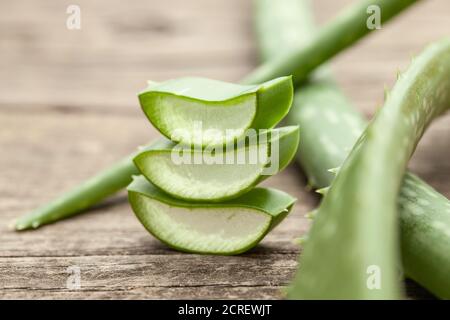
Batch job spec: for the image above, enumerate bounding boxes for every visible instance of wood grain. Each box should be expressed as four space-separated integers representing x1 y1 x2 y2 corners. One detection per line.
0 0 449 299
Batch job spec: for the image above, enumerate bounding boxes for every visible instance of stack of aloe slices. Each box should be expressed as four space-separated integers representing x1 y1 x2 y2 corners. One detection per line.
128 76 299 254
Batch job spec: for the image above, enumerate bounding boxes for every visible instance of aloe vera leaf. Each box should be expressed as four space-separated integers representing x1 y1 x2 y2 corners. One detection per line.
15 153 140 230
134 126 299 202
255 0 367 188
289 66 450 299
254 0 315 63
128 175 296 255
256 0 450 299
139 77 293 147
289 40 450 299
399 174 450 299
15 0 418 230
244 0 422 86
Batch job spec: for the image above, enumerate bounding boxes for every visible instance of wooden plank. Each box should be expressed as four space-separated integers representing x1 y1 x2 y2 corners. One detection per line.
0 255 433 300
1 0 449 112
0 254 298 290
0 0 449 299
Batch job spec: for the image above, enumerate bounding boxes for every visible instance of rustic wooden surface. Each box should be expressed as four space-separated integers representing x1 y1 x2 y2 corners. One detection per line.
0 0 449 299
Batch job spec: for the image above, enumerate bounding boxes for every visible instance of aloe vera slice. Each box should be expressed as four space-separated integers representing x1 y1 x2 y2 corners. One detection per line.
133 126 299 202
138 77 293 146
128 175 296 254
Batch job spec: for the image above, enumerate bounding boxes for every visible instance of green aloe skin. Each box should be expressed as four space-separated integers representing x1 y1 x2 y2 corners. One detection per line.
133 126 299 202
128 176 296 255
15 0 421 231
254 0 450 299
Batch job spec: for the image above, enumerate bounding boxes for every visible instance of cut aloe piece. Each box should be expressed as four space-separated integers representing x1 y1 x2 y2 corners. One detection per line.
128 175 296 255
138 76 293 146
133 126 299 202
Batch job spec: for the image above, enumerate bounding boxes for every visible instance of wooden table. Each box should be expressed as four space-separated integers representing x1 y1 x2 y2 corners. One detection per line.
1 0 449 299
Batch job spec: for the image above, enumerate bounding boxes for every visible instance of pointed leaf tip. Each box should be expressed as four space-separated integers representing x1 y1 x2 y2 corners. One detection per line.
327 167 340 175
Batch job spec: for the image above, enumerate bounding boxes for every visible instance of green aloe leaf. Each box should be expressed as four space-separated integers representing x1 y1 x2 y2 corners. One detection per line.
133 126 299 202
257 0 450 299
14 154 141 230
138 76 293 147
128 175 296 255
289 39 450 299
244 0 421 86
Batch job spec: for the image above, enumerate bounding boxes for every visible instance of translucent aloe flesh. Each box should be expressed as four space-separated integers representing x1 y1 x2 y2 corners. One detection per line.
15 0 419 230
254 0 450 299
128 176 296 255
134 126 299 202
291 40 450 299
139 77 293 146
